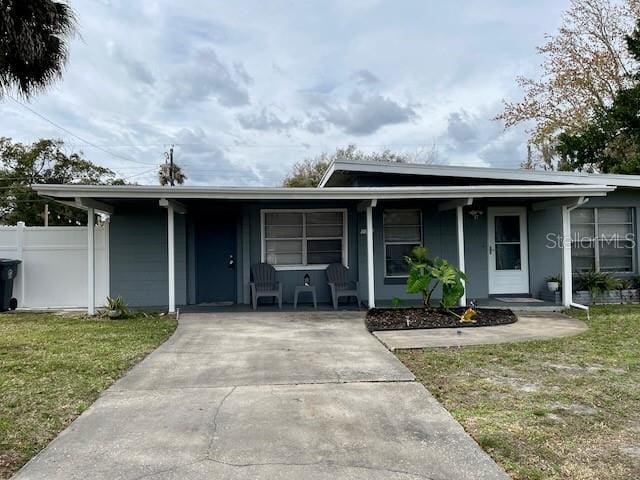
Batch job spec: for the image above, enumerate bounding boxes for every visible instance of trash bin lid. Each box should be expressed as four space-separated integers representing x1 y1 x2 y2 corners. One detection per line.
0 259 21 265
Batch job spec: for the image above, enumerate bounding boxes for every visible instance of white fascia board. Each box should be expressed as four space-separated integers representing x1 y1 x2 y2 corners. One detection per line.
318 163 336 188
323 159 640 187
33 184 615 200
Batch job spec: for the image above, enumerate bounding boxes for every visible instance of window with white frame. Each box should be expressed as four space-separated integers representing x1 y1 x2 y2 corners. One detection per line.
571 207 635 273
383 209 422 277
262 209 346 267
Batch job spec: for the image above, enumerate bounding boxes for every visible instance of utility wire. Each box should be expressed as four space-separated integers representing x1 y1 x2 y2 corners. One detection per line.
7 96 157 166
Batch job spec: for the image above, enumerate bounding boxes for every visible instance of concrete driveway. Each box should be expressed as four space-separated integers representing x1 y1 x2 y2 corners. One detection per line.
14 312 508 480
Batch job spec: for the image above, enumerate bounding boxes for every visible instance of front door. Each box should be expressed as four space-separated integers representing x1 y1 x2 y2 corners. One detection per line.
195 214 237 303
488 207 529 294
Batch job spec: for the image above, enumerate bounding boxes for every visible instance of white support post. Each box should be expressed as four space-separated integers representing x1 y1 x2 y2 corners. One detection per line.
167 203 176 314
561 205 573 307
366 203 375 309
456 205 467 306
87 208 95 316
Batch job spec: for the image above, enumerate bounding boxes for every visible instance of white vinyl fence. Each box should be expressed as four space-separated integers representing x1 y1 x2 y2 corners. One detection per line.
0 222 109 309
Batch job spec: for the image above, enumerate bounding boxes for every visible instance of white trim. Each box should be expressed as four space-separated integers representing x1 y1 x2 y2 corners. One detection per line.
33 183 615 201
564 197 590 306
487 207 529 294
76 197 114 215
318 162 336 188
438 197 473 212
87 208 95 316
103 219 110 302
366 204 375 309
382 209 423 278
159 198 187 214
167 204 175 314
457 205 466 307
260 208 348 268
319 159 640 188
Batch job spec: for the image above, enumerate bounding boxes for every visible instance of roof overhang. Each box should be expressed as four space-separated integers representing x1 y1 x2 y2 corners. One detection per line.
318 159 640 188
33 183 615 205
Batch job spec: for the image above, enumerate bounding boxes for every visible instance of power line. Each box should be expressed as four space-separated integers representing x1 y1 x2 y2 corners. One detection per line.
7 96 157 166
59 142 445 149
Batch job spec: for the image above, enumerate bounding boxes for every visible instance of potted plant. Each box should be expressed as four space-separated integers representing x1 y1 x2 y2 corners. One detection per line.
106 296 129 319
545 274 562 292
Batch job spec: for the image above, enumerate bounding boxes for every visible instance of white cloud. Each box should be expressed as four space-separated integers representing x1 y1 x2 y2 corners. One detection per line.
0 0 569 185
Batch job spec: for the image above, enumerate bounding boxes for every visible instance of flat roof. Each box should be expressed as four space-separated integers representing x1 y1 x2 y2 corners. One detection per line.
318 159 640 188
33 183 615 202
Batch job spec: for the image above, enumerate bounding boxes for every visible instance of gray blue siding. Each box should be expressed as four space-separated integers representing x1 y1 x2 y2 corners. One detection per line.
244 202 360 304
110 208 187 307
107 187 640 308
528 206 563 297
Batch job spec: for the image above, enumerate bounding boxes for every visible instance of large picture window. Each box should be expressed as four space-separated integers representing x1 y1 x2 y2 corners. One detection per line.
262 209 347 268
571 207 635 273
383 209 422 277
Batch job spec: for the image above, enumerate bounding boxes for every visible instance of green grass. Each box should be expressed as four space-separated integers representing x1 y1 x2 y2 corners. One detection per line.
0 312 176 479
398 305 640 480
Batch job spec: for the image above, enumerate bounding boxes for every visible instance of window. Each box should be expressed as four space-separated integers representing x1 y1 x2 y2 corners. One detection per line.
571 207 635 273
383 209 422 277
262 209 346 268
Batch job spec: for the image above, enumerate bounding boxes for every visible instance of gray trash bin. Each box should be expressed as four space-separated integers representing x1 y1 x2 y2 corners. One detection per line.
0 259 21 311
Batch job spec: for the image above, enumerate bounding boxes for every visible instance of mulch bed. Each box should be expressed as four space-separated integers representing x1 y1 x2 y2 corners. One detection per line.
365 307 517 332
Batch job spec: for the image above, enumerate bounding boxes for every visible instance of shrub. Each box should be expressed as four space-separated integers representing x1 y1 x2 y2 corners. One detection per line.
573 271 620 297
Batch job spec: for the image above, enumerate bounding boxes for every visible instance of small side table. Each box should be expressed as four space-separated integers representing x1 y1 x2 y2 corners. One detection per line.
294 285 317 309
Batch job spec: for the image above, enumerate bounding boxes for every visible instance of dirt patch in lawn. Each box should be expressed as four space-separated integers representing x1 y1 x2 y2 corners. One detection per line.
365 307 517 332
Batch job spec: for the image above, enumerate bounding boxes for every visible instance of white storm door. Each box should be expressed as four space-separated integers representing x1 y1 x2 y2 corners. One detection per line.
488 207 529 294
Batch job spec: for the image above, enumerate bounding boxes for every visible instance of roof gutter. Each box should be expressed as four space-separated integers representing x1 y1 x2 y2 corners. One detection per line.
32 184 616 201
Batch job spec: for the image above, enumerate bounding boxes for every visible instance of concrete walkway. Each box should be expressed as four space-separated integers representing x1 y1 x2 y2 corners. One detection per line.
14 311 508 480
374 311 588 351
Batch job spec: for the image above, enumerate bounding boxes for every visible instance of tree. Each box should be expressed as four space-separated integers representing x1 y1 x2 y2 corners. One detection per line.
497 0 640 168
282 144 434 187
0 138 122 225
556 20 640 173
0 0 76 98
158 163 186 186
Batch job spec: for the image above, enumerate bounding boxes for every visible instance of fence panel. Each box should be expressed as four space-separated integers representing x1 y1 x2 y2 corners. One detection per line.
0 223 109 308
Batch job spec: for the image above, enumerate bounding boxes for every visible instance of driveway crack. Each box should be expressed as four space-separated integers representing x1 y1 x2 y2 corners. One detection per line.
207 386 237 455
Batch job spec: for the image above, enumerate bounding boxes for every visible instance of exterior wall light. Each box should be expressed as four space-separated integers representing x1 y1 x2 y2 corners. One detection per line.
468 209 484 220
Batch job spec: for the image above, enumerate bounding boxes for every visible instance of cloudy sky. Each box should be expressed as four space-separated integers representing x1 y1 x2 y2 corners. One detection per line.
2 0 570 185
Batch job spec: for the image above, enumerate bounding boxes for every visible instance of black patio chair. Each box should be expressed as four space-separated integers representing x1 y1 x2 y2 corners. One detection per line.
326 263 360 310
250 263 282 309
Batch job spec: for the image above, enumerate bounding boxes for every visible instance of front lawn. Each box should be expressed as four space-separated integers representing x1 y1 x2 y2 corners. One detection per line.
0 312 176 479
398 305 640 480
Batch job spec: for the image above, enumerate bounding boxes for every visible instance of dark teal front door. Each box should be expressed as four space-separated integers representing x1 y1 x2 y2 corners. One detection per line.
195 214 237 303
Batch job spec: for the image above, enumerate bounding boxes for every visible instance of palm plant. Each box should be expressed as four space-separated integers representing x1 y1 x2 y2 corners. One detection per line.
0 0 76 98
404 246 466 308
158 163 186 186
574 271 620 298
